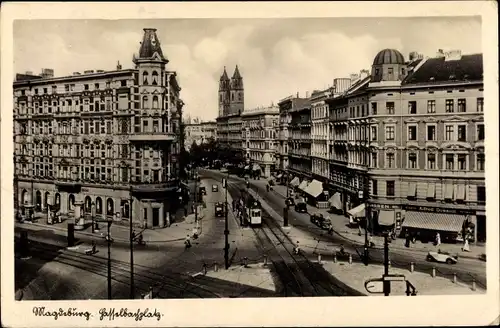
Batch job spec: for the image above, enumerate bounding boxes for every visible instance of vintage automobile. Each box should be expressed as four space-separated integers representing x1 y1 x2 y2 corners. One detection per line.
426 251 458 264
285 197 295 206
310 213 332 230
214 202 224 217
212 184 218 192
295 202 307 213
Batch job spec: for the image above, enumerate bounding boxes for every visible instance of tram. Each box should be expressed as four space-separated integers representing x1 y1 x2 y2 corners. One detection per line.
245 195 262 226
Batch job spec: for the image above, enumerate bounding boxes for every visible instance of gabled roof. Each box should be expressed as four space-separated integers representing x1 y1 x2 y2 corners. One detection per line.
403 54 483 85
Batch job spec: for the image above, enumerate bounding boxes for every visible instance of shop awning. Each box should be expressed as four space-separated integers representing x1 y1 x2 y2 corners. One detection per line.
328 192 342 210
402 211 465 233
426 183 436 199
378 210 395 226
455 184 466 201
298 180 309 191
304 179 323 198
444 184 454 200
407 182 417 198
252 164 261 171
290 177 300 187
347 203 365 218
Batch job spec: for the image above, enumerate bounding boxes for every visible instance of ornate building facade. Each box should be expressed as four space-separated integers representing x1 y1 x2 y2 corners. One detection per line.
184 121 217 151
13 28 184 229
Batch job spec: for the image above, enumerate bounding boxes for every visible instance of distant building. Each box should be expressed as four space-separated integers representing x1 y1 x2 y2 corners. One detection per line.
241 105 280 177
184 121 217 151
13 28 184 229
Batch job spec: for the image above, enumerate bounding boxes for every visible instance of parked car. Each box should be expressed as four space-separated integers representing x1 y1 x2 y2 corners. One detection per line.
310 214 332 230
212 184 218 192
295 202 307 213
426 251 458 264
285 197 295 206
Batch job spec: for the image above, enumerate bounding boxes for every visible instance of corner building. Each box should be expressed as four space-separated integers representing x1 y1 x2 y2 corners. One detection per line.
13 28 184 229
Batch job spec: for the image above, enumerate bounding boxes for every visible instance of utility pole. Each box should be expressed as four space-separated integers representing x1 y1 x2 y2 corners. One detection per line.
129 190 134 299
383 233 390 296
107 220 112 300
223 176 229 269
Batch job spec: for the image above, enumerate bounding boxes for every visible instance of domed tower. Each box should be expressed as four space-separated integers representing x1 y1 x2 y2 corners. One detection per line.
371 49 408 82
218 67 230 117
229 65 244 115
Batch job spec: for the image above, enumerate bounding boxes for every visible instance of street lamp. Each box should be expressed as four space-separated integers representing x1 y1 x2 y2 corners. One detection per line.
91 201 96 233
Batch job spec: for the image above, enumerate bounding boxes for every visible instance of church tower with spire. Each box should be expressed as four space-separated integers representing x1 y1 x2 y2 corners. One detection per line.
229 65 244 115
218 67 230 117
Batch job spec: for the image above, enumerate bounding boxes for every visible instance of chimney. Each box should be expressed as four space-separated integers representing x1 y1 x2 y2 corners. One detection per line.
117 61 122 70
296 92 299 98
436 49 445 58
444 50 462 61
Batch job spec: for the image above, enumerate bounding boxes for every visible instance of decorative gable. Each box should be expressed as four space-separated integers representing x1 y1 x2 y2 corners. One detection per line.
443 115 467 123
383 118 398 124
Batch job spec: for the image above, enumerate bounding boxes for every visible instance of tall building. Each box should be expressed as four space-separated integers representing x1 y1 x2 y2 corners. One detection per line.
13 28 184 229
217 65 244 160
326 48 485 243
241 105 280 177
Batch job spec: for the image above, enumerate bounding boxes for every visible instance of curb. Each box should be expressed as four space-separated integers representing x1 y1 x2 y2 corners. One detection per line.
17 222 189 244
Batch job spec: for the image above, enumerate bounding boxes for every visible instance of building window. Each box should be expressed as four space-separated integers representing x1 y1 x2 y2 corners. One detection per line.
65 84 70 92
408 101 417 114
445 99 454 113
95 83 99 90
386 153 395 168
408 152 417 169
84 84 89 91
427 153 436 169
386 102 395 115
152 71 158 85
476 153 485 171
445 154 454 170
458 154 467 170
371 152 377 167
445 125 454 141
475 123 484 141
427 125 436 141
152 96 159 109
426 100 436 113
43 88 48 94
371 102 377 115
143 71 149 85
121 80 127 87
407 125 417 141
371 126 377 141
142 96 148 109
477 97 484 112
458 99 466 112
385 126 395 141
372 180 378 196
457 125 467 142
386 181 395 196
477 186 486 203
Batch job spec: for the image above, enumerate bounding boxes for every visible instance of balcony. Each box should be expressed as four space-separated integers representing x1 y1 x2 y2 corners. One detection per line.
130 179 179 193
54 178 82 190
129 132 176 142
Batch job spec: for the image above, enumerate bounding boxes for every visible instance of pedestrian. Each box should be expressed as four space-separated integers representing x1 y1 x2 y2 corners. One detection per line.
435 232 441 247
405 232 410 248
462 235 471 252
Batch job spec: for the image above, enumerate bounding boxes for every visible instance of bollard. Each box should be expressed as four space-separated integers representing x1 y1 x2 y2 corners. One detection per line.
453 273 457 284
333 253 337 263
263 255 268 266
431 266 436 278
410 262 415 273
348 253 352 264
472 279 476 291
317 253 322 263
214 263 218 272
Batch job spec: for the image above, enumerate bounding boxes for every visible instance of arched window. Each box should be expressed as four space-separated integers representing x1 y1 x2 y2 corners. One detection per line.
142 96 148 109
152 71 158 85
121 119 129 134
121 200 130 218
22 189 28 205
96 197 103 214
232 93 234 101
238 93 242 101
44 192 50 209
107 198 114 216
152 96 159 109
84 196 92 213
142 71 149 85
68 194 75 211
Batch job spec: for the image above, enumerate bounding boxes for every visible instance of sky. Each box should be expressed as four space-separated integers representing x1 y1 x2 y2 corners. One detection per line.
14 17 482 122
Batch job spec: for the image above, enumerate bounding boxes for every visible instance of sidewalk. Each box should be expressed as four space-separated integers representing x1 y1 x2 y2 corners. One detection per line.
322 261 485 296
249 178 485 261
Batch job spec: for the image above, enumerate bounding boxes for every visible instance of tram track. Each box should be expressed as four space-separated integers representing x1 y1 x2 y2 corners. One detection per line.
15 239 221 299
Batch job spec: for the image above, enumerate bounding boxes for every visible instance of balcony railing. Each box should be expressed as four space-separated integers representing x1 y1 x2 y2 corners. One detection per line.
129 132 176 142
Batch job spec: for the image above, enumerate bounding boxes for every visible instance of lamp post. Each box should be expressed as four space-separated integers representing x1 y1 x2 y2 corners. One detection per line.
129 188 134 299
91 201 96 233
107 219 112 300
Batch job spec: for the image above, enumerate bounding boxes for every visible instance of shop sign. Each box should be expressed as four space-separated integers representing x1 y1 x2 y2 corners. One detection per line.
369 203 398 210
404 205 475 215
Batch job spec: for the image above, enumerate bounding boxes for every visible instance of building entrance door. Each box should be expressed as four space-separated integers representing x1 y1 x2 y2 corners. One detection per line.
476 215 486 243
153 208 159 227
